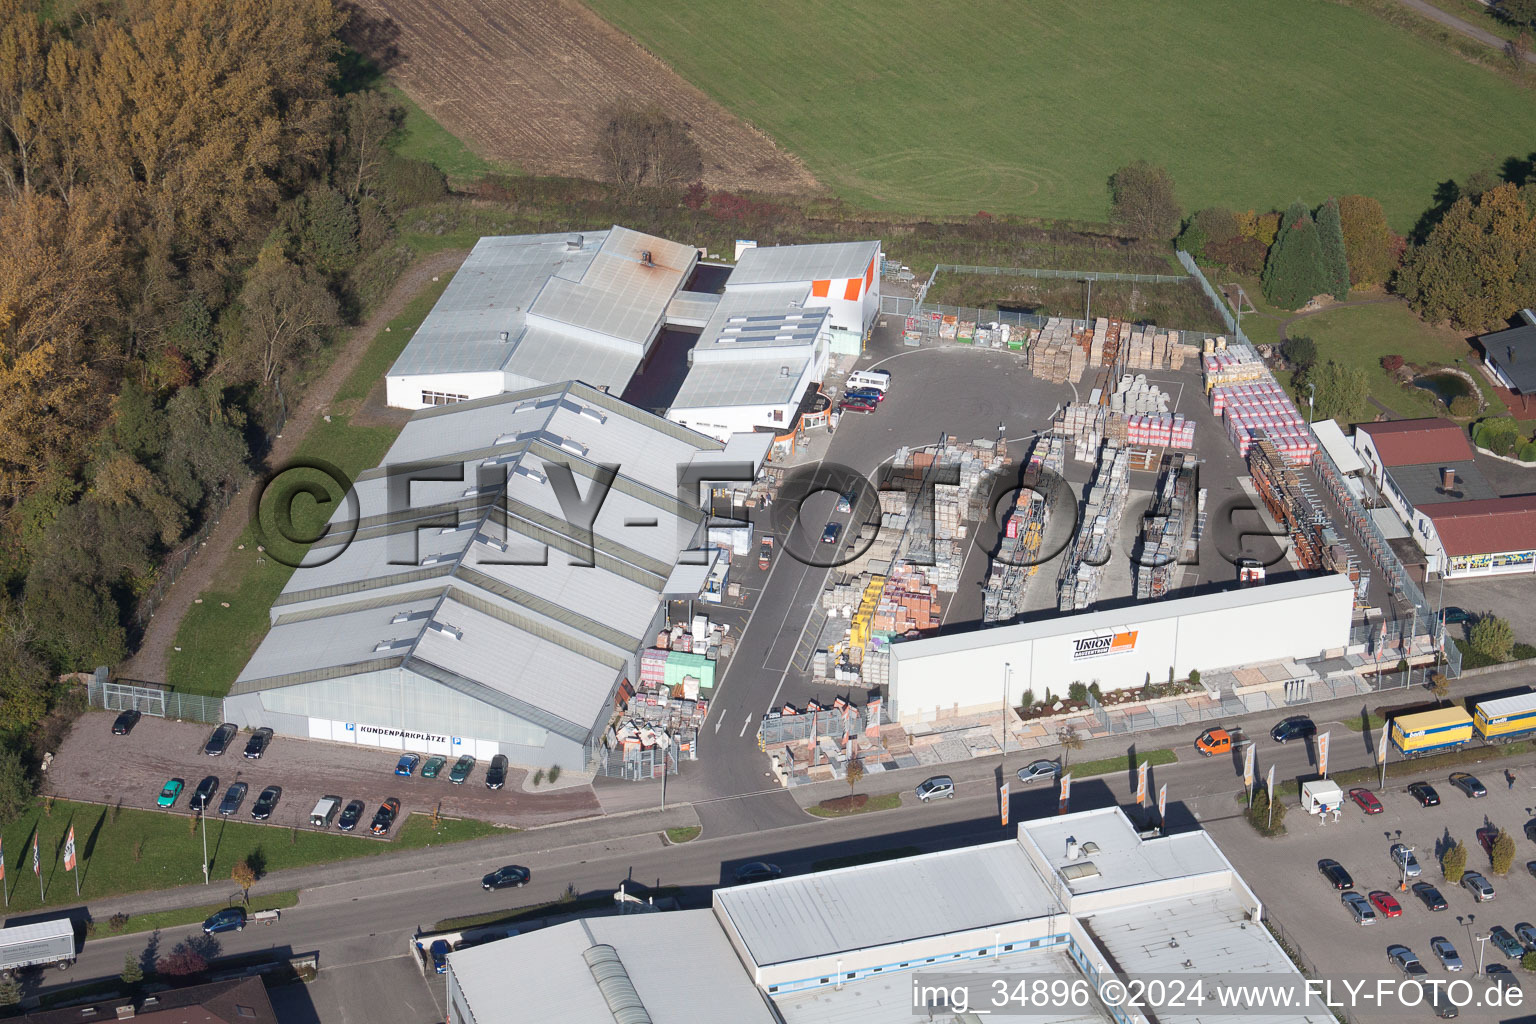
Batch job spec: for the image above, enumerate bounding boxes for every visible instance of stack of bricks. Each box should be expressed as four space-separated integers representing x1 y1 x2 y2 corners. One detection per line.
869 564 941 635
1027 317 1091 383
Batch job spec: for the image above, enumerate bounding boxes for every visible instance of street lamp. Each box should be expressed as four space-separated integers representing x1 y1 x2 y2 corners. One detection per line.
1307 381 1315 424
1398 844 1414 893
200 807 208 886
1002 662 1012 761
1476 933 1491 976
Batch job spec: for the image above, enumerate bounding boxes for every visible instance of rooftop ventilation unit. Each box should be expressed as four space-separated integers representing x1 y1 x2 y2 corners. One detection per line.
373 638 413 653
420 553 454 567
579 406 607 425
779 366 792 377
477 534 508 553
461 487 479 498
498 331 510 342
567 233 583 251
1065 837 1079 860
390 610 425 625
427 621 463 641
440 521 475 534
639 250 654 267
513 464 546 485
559 437 589 456
512 401 540 415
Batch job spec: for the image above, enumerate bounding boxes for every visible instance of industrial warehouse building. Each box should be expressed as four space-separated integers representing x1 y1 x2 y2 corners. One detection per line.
444 807 1320 1024
887 574 1355 723
226 381 770 769
385 229 881 439
1353 418 1536 578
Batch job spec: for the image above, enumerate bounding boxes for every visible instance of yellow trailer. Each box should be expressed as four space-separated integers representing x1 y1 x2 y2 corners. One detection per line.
1473 693 1536 744
1390 707 1473 757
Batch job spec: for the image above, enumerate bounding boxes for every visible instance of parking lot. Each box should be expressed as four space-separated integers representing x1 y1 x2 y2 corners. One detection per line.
1208 752 1536 1022
44 714 602 832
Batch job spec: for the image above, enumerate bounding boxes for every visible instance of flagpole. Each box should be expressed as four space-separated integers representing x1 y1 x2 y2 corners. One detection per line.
2 836 8 908
35 835 42 903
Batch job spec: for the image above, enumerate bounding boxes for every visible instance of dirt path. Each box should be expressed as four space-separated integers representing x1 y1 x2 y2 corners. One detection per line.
117 249 469 683
1393 0 1534 62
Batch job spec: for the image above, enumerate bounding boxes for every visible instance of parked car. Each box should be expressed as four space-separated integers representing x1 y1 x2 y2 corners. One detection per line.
203 722 237 756
1490 925 1524 959
1348 787 1383 814
394 753 421 777
916 775 955 802
1388 944 1427 977
1515 922 1536 954
430 939 450 975
1431 936 1462 970
733 861 781 884
843 387 885 404
482 865 531 891
1368 891 1402 918
1478 826 1501 860
1017 759 1059 783
1412 882 1448 911
1449 772 1487 798
251 785 282 821
1525 818 1536 843
1442 607 1471 625
1408 781 1440 807
836 491 855 514
217 782 248 817
1318 858 1354 890
156 778 184 808
1461 871 1495 902
1486 963 1521 995
111 709 142 735
1341 891 1376 926
188 775 219 813
485 754 508 790
421 756 447 779
242 727 273 759
837 397 877 414
1195 727 1235 757
370 797 401 835
336 799 365 832
758 537 774 570
1390 843 1421 878
1429 988 1459 1019
1270 716 1316 744
448 755 476 784
202 907 246 935
821 522 843 545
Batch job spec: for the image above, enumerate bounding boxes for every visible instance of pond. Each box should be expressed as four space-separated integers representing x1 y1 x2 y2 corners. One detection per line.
1412 372 1473 407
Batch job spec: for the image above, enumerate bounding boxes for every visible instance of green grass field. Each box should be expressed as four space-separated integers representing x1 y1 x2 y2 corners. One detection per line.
586 0 1536 231
385 86 512 186
0 798 502 917
167 275 453 696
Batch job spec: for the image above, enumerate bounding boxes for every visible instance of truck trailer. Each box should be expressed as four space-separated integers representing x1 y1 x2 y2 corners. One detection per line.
0 919 76 975
1389 707 1474 757
1473 693 1536 744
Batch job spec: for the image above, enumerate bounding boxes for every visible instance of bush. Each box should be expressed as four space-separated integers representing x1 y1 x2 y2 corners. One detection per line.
1522 441 1536 462
1492 830 1517 875
1019 688 1035 710
1442 840 1467 883
1068 682 1089 703
1470 616 1515 663
549 764 561 783
1188 669 1201 688
1380 354 1405 373
1474 417 1521 455
375 153 448 212
1524 950 1536 972
1282 336 1318 370
1245 788 1286 837
1449 394 1479 418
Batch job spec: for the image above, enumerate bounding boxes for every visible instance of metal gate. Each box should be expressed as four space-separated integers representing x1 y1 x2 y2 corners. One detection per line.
87 671 226 724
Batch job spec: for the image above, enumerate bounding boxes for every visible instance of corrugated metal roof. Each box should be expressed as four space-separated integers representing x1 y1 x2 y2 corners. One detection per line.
1020 808 1230 894
729 240 880 286
671 357 811 410
449 911 773 1024
527 226 695 346
714 841 1058 968
1309 419 1364 474
665 290 722 327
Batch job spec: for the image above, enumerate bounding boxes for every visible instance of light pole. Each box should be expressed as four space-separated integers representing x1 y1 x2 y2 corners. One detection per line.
200 808 208 886
1307 381 1315 424
1398 844 1413 893
1084 276 1094 327
1476 933 1491 976
1002 662 1012 761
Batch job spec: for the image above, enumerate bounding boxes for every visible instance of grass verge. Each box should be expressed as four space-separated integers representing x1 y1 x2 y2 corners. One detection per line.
807 792 902 818
811 846 922 872
1066 748 1177 781
167 271 449 696
96 890 301 939
664 826 701 844
0 798 502 916
384 85 511 187
1336 713 1388 733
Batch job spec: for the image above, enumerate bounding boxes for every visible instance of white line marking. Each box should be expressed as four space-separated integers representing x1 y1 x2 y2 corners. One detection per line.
740 715 752 737
714 709 727 733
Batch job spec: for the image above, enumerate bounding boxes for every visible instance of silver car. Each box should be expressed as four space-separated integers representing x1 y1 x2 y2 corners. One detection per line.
916 776 954 802
1430 936 1463 971
1341 891 1376 926
1461 871 1495 902
1515 922 1536 954
1017 759 1059 783
1390 843 1421 878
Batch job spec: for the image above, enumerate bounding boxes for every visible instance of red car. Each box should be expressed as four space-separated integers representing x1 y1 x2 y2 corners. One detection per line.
1349 787 1383 814
838 398 877 413
1368 891 1402 918
1477 826 1500 859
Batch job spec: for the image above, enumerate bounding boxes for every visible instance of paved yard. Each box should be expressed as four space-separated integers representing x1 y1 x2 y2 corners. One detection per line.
1206 751 1536 1022
44 714 601 832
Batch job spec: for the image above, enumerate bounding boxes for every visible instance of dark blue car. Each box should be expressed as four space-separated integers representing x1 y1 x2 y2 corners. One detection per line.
430 939 451 974
202 907 246 935
394 753 421 777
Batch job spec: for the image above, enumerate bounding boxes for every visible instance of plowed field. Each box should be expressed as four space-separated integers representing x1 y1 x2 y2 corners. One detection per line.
347 0 818 193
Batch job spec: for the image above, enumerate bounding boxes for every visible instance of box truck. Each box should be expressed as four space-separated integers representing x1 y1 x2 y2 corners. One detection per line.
0 919 76 975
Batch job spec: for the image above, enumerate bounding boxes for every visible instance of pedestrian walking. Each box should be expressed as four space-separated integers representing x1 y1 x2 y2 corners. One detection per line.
1508 769 1517 790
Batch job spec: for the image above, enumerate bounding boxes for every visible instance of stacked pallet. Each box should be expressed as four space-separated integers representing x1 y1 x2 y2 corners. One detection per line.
973 321 1016 349
1028 317 1090 382
1059 444 1132 612
1201 347 1265 391
1108 374 1170 416
868 563 942 635
1055 402 1111 463
1211 378 1316 464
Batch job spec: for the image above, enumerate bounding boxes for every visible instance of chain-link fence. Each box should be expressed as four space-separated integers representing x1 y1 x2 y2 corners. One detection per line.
89 674 227 724
758 703 882 748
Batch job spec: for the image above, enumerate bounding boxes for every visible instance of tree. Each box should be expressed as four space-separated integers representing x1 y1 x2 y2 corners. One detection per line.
0 745 33 825
1205 235 1267 275
1397 183 1536 331
231 859 257 904
1470 616 1515 663
156 942 207 978
1302 360 1370 424
1338 195 1402 287
844 756 864 804
0 975 18 1008
121 951 144 987
1281 336 1317 370
222 246 341 389
1058 725 1084 769
1108 161 1181 241
1441 840 1467 883
1492 830 1517 875
1316 198 1350 300
1262 202 1330 309
337 90 401 200
298 188 359 275
1501 0 1536 25
593 105 702 191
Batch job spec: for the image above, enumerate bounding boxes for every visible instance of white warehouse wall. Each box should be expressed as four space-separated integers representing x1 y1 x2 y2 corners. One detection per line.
386 371 511 411
889 575 1354 723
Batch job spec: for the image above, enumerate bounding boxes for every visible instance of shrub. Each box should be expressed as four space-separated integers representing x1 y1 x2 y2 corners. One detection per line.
1245 788 1286 837
1474 417 1521 455
549 765 561 783
1524 950 1536 972
1282 336 1318 370
109 913 130 933
1068 682 1090 703
1522 441 1536 462
532 769 544 787
1449 394 1479 418
1470 616 1515 663
1188 669 1201 688
1380 354 1405 373
1430 673 1451 698
1492 830 1517 875
1442 840 1467 883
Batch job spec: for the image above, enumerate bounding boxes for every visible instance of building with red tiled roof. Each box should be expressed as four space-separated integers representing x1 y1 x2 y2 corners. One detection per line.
1355 418 1474 469
1420 496 1536 577
22 977 278 1024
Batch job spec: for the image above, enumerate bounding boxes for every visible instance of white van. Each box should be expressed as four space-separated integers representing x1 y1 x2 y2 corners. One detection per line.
309 795 341 828
845 370 891 393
